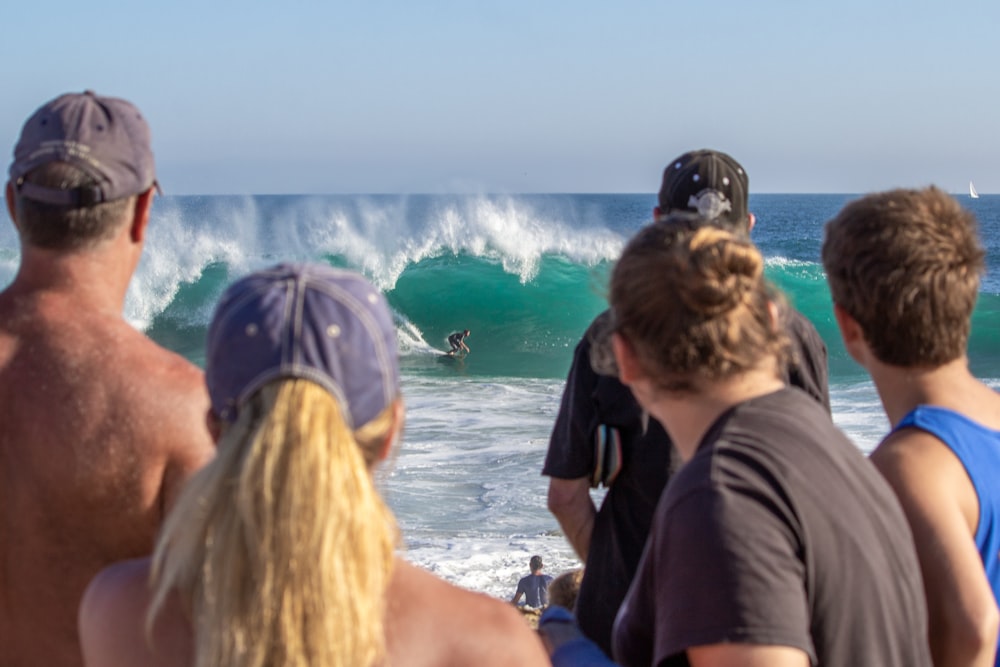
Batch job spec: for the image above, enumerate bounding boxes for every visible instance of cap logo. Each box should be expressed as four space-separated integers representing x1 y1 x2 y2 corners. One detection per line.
687 190 733 219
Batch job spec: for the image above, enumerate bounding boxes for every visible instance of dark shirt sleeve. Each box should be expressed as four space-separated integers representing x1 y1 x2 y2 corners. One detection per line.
783 307 831 414
615 484 814 666
544 330 599 480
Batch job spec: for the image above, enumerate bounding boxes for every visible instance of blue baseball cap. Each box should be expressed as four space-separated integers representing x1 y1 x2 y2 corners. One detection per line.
206 263 400 429
9 90 159 206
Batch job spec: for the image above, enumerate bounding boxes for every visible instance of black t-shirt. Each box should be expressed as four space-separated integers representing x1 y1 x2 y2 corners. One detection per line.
612 388 931 667
783 306 831 414
542 308 829 654
543 312 679 654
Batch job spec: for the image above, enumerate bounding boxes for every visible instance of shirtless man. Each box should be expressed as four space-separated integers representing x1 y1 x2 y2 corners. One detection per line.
0 91 214 667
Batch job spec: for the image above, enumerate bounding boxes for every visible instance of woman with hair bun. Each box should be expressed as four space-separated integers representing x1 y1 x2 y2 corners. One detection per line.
541 217 931 666
79 263 548 667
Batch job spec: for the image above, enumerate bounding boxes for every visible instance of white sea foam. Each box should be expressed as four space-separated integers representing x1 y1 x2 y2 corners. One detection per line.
384 374 585 597
115 194 626 329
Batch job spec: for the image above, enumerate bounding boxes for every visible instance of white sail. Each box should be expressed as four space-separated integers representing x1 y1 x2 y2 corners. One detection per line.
970 181 980 198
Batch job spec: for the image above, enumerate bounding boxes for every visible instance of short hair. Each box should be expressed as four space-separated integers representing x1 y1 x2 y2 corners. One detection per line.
13 162 135 250
548 568 583 610
529 555 543 572
822 186 984 367
609 217 788 393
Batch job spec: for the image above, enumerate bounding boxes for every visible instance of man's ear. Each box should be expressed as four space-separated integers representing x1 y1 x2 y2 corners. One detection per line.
832 303 867 364
767 300 780 333
746 212 756 233
6 181 18 228
653 206 662 220
611 332 644 385
130 187 155 243
378 399 405 461
205 409 223 443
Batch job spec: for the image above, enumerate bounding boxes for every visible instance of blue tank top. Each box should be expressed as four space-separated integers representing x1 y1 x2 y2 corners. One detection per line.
893 406 1000 626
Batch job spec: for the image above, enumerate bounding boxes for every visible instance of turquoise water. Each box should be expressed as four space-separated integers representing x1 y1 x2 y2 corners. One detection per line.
2 192 997 597
99 192 1000 384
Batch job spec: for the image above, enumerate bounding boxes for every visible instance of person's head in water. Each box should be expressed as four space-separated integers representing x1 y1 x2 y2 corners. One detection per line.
150 263 403 667
530 555 544 574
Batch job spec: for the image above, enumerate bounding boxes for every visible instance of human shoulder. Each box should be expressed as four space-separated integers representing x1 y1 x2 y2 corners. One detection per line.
80 558 192 667
95 321 214 510
663 390 831 512
79 557 150 635
874 416 977 487
872 424 978 527
388 560 549 666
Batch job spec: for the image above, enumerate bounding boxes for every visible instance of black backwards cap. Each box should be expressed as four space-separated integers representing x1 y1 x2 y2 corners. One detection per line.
658 149 749 226
9 91 159 206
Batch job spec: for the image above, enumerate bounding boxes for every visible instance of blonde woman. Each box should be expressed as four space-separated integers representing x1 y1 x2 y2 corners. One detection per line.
79 263 548 667
540 217 931 666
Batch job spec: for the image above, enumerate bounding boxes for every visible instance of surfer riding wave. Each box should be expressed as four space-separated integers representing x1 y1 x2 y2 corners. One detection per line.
447 330 471 356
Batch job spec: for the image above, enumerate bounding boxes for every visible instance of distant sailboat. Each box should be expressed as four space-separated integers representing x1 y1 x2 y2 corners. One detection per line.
970 181 980 198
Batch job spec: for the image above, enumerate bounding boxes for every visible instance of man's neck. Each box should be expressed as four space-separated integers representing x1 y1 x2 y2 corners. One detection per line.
867 357 982 428
6 243 137 315
647 366 785 462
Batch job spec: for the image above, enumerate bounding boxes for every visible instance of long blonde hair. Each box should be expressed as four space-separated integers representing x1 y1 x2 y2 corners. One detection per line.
149 379 398 667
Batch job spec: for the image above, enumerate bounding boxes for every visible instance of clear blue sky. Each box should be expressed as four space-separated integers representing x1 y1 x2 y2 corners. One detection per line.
2 1 998 195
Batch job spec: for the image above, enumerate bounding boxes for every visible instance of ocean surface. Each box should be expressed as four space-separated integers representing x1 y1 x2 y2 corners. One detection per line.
2 192 999 600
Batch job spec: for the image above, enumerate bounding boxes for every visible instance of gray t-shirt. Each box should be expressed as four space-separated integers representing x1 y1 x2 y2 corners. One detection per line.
612 388 931 667
515 573 554 608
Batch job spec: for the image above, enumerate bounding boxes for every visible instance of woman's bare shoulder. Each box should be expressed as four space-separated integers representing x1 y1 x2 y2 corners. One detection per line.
387 559 549 666
79 557 192 667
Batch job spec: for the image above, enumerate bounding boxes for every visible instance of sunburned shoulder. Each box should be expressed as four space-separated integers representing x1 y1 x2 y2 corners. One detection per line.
387 560 549 666
4 298 203 387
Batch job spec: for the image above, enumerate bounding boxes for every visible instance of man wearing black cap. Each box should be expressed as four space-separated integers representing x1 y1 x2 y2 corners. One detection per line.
0 92 214 667
543 149 829 654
